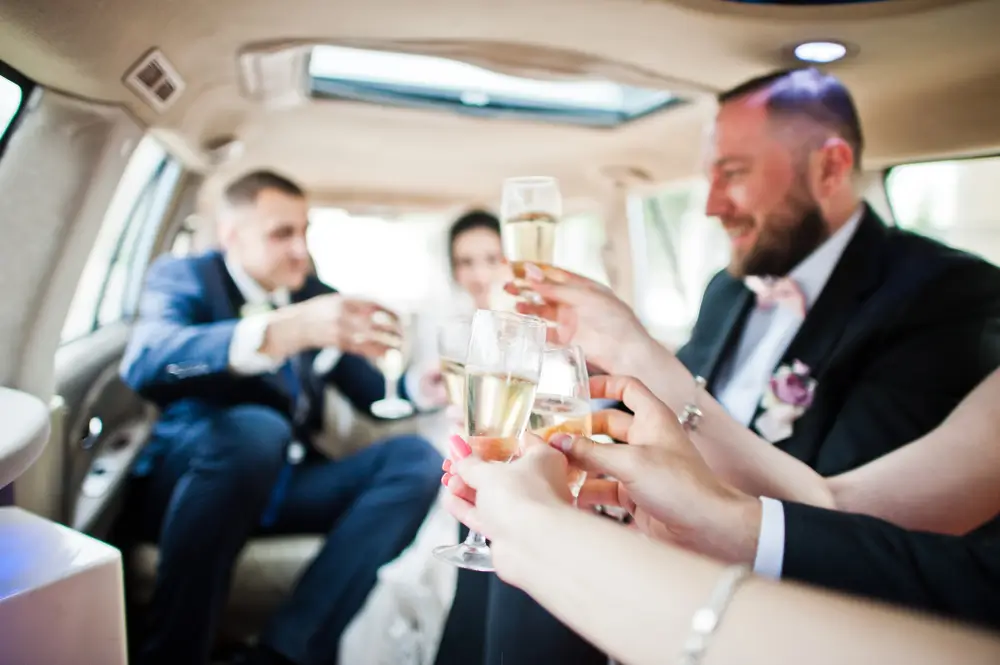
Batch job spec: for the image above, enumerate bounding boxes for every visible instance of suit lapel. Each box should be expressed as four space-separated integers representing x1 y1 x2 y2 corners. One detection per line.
706 291 754 389
677 270 754 393
753 206 888 450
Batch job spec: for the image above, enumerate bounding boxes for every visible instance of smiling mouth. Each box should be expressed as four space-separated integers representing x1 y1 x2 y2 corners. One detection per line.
723 219 754 241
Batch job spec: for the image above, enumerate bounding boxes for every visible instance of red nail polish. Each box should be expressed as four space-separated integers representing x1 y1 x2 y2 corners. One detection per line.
442 458 451 472
449 435 472 459
441 473 451 487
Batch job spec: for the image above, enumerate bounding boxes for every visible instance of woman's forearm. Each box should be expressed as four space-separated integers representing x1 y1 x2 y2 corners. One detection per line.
504 504 1000 665
829 367 1000 535
616 338 834 507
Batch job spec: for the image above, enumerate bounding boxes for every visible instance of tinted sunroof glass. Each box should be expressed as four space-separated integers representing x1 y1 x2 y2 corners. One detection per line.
308 45 683 128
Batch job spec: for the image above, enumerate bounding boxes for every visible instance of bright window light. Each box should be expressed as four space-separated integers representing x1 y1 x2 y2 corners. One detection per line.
308 45 683 127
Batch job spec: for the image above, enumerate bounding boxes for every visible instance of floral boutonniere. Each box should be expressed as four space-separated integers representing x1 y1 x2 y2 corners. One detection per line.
239 302 275 319
754 360 817 443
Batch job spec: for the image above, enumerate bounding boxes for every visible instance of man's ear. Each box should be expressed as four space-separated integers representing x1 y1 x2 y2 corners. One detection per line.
215 204 239 250
816 136 854 195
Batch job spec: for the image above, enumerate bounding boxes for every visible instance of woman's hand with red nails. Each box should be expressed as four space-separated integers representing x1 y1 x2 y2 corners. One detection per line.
441 433 574 552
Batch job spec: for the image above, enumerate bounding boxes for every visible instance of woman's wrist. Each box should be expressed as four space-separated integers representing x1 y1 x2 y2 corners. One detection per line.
494 501 575 586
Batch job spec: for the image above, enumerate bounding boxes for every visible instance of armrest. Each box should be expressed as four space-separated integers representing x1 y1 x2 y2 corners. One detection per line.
0 387 51 489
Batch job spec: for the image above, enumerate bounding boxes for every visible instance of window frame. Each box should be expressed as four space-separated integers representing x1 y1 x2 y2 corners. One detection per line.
60 140 184 345
0 60 36 161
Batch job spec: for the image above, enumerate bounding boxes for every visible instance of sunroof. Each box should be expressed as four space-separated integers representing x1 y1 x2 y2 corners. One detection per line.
308 45 683 128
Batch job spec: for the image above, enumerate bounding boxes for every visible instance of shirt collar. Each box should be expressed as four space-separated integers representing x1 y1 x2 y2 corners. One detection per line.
224 254 291 307
785 204 865 310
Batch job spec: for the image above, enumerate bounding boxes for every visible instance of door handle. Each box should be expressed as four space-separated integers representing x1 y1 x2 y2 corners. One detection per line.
81 416 103 450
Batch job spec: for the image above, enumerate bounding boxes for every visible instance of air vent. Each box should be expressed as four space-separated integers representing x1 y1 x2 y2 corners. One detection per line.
123 48 185 112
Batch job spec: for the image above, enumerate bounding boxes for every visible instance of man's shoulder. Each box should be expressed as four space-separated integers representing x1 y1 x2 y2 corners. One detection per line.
871 227 1000 328
143 250 223 291
882 226 1000 293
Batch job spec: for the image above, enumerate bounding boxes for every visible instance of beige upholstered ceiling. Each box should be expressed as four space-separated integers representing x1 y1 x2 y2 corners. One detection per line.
1 0 998 208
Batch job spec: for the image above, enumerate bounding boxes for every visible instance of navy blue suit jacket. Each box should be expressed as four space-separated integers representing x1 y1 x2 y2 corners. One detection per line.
120 251 400 471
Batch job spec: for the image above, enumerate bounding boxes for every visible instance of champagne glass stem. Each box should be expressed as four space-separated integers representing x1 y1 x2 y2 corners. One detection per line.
384 375 398 399
463 529 488 551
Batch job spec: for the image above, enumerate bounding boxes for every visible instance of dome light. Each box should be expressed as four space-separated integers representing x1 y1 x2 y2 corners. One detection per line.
793 41 848 64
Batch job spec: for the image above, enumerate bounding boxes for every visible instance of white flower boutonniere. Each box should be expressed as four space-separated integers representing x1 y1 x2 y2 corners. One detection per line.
754 359 817 443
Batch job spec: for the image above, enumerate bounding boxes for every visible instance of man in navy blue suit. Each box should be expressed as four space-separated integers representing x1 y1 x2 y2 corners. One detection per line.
120 170 446 665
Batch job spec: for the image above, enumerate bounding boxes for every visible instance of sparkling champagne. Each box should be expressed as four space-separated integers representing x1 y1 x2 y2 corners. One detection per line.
502 211 558 279
440 357 466 408
465 370 537 462
530 394 592 496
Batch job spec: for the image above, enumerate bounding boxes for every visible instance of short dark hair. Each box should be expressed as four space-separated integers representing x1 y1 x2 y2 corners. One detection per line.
223 169 305 206
718 67 864 170
448 209 501 270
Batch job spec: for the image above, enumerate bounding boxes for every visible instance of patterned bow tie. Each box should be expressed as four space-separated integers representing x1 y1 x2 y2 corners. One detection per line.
744 275 806 318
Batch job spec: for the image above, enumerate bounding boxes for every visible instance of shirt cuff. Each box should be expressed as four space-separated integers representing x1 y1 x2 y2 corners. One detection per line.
752 497 786 580
404 366 436 412
313 347 343 376
229 315 283 375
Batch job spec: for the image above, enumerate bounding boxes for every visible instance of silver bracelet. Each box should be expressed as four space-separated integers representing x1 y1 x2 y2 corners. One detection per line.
678 564 752 665
677 375 707 432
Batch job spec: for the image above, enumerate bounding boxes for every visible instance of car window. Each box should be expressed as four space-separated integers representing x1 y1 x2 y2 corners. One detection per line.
631 179 729 347
885 156 1000 265
306 208 610 312
61 136 183 343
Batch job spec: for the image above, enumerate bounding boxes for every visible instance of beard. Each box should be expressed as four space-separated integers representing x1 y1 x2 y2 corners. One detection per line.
728 187 829 278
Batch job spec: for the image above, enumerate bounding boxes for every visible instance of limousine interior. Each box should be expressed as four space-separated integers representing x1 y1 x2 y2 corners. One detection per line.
1 0 998 660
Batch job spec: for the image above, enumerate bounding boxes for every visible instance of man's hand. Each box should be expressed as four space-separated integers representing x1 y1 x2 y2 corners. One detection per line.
262 293 402 359
506 264 652 374
560 375 762 565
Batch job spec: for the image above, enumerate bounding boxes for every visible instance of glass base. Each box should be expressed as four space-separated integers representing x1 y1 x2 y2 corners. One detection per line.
370 398 415 419
432 542 495 572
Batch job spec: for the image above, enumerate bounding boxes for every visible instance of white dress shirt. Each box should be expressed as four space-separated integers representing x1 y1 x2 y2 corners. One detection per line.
225 257 428 408
710 207 864 578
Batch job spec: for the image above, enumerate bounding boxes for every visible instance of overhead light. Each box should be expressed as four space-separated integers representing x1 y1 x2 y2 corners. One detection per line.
793 41 848 64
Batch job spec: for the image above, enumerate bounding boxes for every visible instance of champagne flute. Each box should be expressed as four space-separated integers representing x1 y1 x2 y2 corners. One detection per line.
438 316 472 414
500 176 562 305
370 311 415 419
528 344 591 501
433 309 547 572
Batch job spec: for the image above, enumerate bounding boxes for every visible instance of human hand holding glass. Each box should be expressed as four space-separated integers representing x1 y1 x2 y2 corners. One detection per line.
433 309 547 572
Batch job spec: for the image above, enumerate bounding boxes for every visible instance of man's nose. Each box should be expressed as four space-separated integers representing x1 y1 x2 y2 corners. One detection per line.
704 178 732 218
290 237 309 260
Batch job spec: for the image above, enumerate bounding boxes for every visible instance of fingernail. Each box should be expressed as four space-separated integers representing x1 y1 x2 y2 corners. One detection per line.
449 435 472 459
550 433 573 452
442 459 452 472
522 262 542 278
441 472 452 487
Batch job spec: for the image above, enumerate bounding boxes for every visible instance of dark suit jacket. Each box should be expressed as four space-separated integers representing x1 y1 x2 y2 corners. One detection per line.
120 250 405 472
676 205 1000 475
782 501 1000 629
